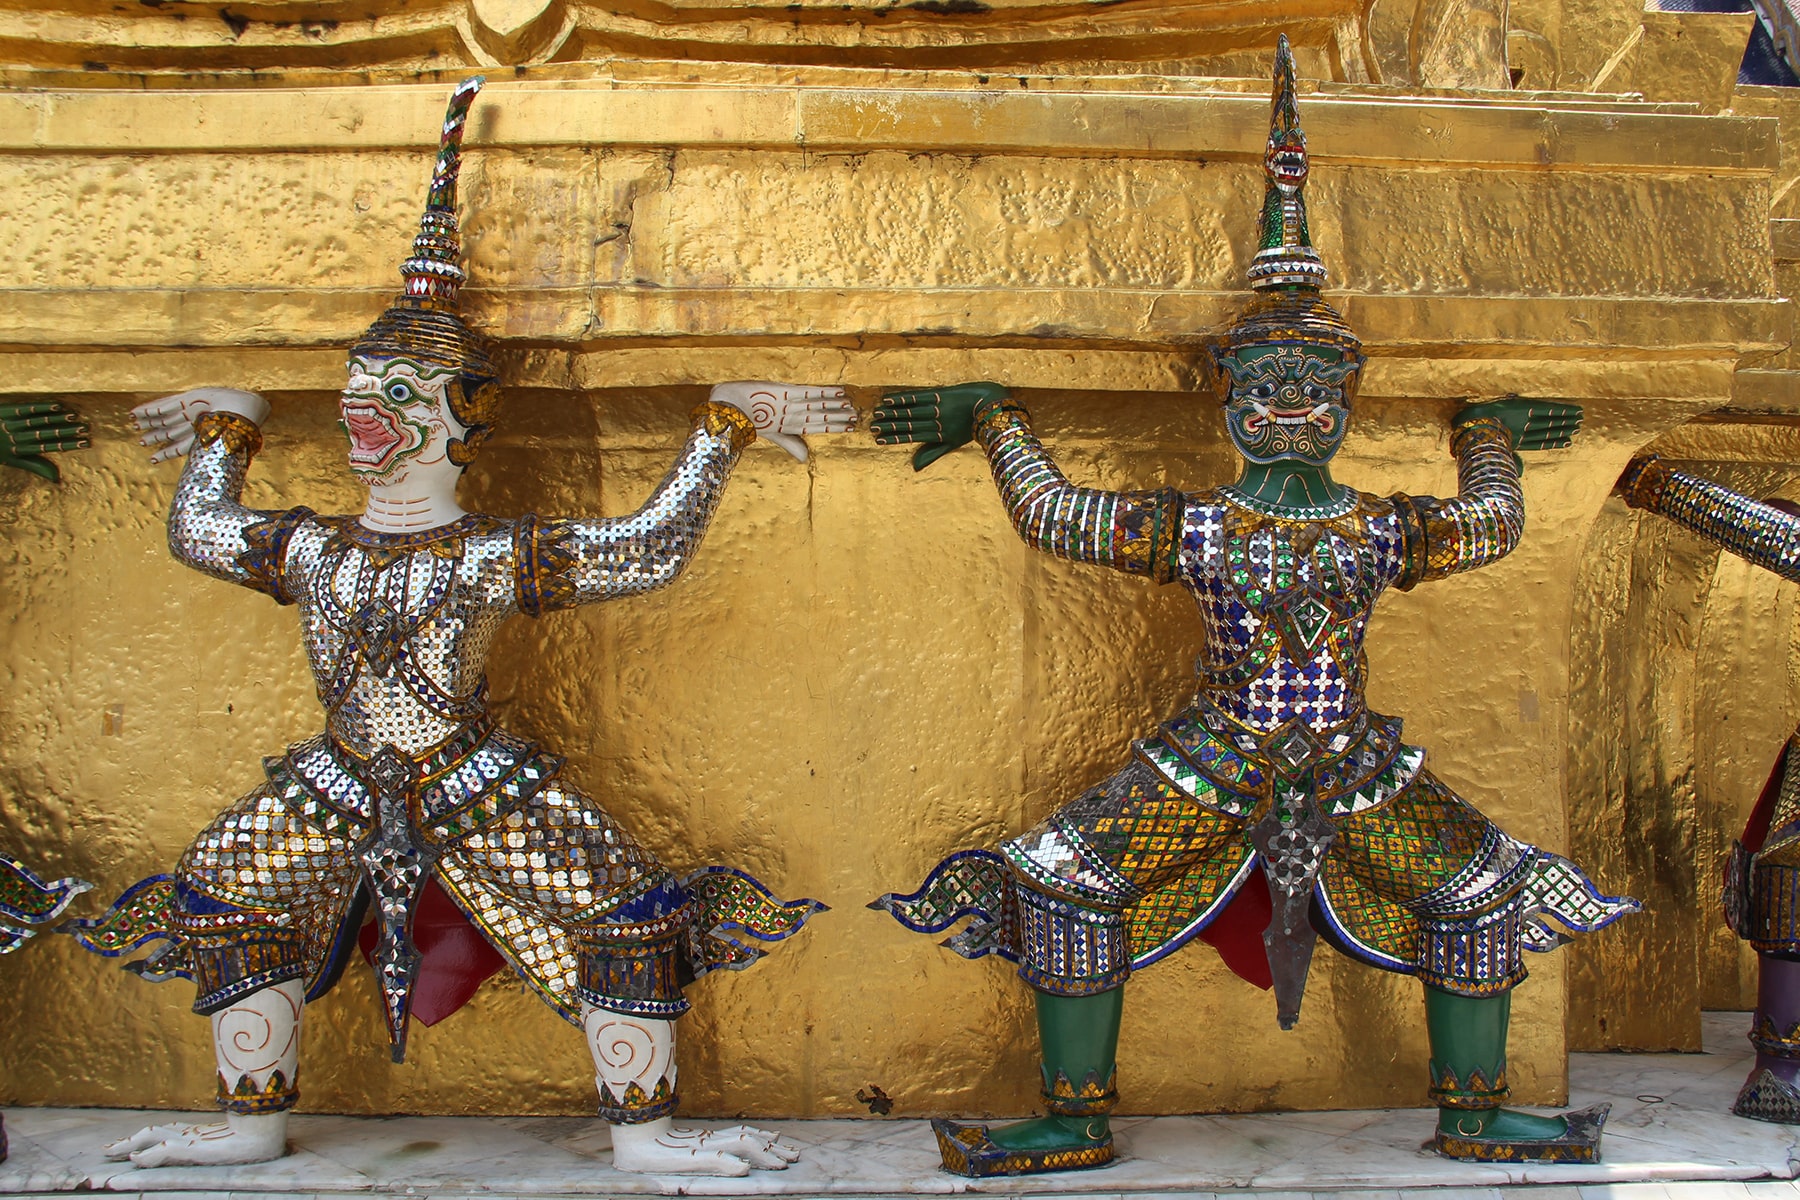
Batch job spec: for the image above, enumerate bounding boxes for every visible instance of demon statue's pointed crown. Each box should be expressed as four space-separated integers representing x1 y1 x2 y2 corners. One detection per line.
1213 35 1364 405
349 76 501 465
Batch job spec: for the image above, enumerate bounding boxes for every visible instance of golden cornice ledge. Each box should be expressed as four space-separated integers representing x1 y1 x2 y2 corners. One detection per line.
0 72 1783 396
0 0 1460 84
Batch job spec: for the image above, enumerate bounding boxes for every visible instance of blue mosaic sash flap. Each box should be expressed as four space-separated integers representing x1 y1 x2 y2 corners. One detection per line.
678 866 828 979
0 854 92 953
869 850 1021 963
58 874 195 982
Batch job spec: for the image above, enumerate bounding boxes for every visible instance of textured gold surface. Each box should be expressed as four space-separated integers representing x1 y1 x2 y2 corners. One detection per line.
0 79 1779 367
0 16 1788 1115
1563 81 1800 1049
1565 420 1800 1050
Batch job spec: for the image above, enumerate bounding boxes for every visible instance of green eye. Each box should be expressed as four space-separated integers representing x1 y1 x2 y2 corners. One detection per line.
384 380 414 404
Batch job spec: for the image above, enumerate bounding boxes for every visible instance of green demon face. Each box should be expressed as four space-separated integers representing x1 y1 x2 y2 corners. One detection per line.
1215 343 1360 466
339 355 463 482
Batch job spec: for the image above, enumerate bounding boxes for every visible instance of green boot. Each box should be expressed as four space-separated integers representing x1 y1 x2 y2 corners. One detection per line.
933 987 1122 1177
1426 986 1611 1163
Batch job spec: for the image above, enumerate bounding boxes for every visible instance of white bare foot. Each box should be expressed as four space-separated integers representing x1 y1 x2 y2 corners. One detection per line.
609 1116 800 1176
102 1112 288 1168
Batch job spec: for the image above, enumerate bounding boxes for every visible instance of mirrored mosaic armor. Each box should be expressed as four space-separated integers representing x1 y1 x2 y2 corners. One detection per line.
65 79 821 1136
69 405 819 1109
884 406 1628 1009
1621 454 1800 1123
873 36 1634 1176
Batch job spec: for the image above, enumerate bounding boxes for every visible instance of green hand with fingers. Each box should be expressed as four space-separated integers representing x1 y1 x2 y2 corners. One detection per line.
871 381 1011 471
1 401 90 482
1454 395 1582 453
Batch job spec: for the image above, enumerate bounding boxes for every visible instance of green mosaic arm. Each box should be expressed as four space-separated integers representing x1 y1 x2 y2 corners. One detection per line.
874 381 1182 580
1620 454 1800 583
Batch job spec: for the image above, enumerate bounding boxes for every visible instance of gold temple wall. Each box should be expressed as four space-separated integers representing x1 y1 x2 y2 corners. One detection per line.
1561 84 1800 1053
1564 425 1800 1050
0 10 1791 1115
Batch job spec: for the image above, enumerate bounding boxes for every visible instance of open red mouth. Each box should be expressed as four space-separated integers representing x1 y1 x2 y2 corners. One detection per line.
342 404 406 472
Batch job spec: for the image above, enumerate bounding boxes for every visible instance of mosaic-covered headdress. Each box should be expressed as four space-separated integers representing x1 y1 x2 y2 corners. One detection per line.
349 75 500 465
1216 35 1363 377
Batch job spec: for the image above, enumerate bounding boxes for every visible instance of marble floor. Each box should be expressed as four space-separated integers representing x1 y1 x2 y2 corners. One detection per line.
3 1012 1797 1199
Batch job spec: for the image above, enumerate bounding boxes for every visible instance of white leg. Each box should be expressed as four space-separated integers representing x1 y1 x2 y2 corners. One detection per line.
105 979 302 1168
584 1004 800 1176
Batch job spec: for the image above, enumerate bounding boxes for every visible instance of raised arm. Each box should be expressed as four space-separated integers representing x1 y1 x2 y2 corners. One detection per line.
136 388 305 602
1619 455 1800 582
1391 398 1580 590
514 381 855 616
872 382 1183 582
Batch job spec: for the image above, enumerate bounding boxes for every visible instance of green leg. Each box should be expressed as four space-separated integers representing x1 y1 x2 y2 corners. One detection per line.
984 986 1123 1153
1426 986 1566 1142
932 986 1124 1174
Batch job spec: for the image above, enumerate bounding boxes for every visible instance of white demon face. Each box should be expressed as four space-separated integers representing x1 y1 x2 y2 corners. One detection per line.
339 355 461 483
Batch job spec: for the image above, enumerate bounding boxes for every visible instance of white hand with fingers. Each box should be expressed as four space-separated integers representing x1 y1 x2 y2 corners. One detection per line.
708 381 857 463
133 388 271 464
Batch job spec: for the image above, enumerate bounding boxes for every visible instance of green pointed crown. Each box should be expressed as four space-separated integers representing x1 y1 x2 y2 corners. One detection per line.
1216 36 1361 389
1247 34 1327 292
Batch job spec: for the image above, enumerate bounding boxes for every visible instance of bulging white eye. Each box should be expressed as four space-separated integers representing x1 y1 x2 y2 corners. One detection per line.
1243 382 1278 402
384 379 414 405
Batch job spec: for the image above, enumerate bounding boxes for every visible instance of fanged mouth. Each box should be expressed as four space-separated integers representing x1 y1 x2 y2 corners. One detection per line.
343 404 406 471
1268 147 1308 181
1247 403 1332 428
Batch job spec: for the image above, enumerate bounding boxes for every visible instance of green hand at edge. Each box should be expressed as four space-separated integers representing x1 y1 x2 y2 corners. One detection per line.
1454 396 1582 473
871 381 1012 473
0 402 88 484
1 454 60 483
1455 396 1583 450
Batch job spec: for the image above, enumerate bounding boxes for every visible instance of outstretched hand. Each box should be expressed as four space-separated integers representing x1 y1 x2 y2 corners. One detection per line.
1455 396 1582 452
871 381 1011 471
2 402 89 482
708 381 857 463
132 388 271 464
